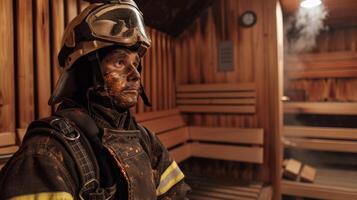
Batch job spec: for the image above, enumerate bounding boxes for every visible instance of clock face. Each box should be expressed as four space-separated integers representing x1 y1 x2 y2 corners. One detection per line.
240 11 257 27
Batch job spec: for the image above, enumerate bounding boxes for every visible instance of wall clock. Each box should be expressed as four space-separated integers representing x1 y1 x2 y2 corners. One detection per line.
240 11 257 27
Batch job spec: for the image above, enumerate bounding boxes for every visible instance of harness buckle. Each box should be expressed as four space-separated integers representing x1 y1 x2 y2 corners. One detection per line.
50 118 80 141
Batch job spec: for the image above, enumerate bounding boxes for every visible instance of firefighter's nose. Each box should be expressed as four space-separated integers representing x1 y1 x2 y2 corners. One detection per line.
127 66 140 82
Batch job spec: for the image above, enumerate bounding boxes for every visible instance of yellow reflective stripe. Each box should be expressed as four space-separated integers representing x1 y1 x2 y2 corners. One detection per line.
156 161 185 196
9 192 73 200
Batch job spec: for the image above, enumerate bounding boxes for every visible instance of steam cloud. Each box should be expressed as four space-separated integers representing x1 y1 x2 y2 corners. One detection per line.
284 4 328 53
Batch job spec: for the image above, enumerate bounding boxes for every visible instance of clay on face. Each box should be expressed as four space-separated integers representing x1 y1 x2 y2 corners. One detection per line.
101 48 140 109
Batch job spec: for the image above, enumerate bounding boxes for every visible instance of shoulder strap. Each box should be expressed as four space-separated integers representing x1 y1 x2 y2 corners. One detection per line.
26 110 105 200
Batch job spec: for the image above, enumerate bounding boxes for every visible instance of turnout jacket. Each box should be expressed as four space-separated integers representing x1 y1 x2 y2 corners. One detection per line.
0 99 190 200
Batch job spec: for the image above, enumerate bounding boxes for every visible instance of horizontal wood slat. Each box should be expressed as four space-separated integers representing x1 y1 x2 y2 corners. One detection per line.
287 70 357 79
0 132 16 146
158 127 189 148
178 105 255 114
258 186 273 200
135 109 180 122
169 144 191 163
285 138 357 153
177 92 256 99
189 126 264 145
177 83 256 114
177 83 255 92
282 180 357 200
140 114 186 134
17 128 26 143
286 51 357 79
177 98 256 105
190 143 263 163
284 102 357 115
285 126 357 140
0 145 18 156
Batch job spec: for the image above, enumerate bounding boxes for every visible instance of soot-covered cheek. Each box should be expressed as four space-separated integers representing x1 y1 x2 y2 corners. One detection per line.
104 71 128 94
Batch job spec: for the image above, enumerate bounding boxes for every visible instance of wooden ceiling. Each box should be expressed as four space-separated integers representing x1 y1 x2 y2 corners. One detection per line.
136 0 214 36
280 0 357 28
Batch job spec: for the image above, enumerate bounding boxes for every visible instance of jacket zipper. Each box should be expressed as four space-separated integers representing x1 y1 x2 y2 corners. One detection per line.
104 145 132 200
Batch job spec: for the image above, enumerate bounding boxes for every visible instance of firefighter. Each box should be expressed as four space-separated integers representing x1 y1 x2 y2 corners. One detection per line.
0 0 190 199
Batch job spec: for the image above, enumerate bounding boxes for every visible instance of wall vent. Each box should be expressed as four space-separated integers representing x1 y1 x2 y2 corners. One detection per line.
218 41 234 71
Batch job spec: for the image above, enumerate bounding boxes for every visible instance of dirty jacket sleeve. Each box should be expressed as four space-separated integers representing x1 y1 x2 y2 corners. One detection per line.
139 125 191 200
0 134 78 200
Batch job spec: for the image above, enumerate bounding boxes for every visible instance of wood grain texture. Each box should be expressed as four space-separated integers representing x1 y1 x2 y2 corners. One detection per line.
65 0 78 24
0 0 15 134
190 143 264 164
35 0 52 118
0 132 16 147
285 138 357 153
174 2 283 195
16 0 35 128
140 115 186 134
51 0 65 97
286 28 357 102
284 102 357 115
188 126 264 145
282 179 357 200
284 125 357 140
158 127 189 149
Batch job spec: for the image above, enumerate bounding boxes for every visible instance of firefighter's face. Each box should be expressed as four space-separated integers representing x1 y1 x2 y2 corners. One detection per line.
101 48 141 109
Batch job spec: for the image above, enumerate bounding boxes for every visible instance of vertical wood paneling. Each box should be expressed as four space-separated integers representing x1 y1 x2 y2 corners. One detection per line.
287 27 357 102
65 0 78 24
35 0 51 118
175 1 283 197
0 0 15 134
51 0 65 97
151 29 158 111
16 0 35 128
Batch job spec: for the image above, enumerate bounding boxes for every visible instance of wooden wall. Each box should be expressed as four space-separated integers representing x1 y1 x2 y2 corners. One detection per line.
174 0 283 198
285 26 357 102
0 0 176 142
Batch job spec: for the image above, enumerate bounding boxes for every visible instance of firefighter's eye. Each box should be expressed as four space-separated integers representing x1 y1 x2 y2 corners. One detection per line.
114 59 125 69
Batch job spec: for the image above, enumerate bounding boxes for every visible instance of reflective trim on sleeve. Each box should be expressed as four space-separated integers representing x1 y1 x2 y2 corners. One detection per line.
8 192 73 200
156 161 185 196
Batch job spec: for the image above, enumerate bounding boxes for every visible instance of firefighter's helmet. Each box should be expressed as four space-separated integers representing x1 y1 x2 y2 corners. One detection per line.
49 0 151 105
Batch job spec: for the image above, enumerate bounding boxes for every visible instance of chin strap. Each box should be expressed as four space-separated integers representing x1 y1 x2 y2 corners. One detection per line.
137 62 152 107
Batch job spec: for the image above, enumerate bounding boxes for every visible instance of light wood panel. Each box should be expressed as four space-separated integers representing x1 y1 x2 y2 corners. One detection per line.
284 126 357 140
140 114 186 134
0 132 16 147
170 144 191 163
190 143 264 164
177 83 257 114
16 0 35 128
284 102 357 115
282 179 357 200
51 0 65 106
35 0 52 118
135 109 180 122
285 138 357 153
0 0 15 135
189 127 264 145
285 27 357 102
158 127 189 148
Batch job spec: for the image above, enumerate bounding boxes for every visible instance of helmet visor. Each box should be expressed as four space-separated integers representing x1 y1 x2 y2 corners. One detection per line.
87 4 150 48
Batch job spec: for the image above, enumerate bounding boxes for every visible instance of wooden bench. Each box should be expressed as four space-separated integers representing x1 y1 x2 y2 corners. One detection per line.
136 109 272 200
283 102 357 199
284 126 357 153
0 132 19 169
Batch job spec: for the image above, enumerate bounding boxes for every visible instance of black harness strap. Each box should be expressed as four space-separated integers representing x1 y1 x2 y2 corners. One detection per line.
25 110 107 200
